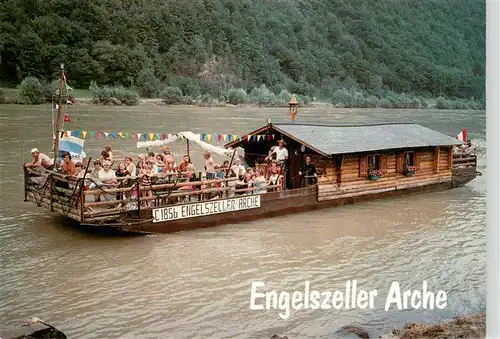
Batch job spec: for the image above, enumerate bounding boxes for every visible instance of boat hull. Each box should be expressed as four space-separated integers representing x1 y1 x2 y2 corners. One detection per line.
85 180 455 234
452 166 480 188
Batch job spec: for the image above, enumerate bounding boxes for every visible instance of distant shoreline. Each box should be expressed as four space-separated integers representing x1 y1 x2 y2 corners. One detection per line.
1 86 486 110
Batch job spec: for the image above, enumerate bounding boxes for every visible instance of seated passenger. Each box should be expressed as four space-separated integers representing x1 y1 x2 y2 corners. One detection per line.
225 170 238 198
99 160 118 202
155 155 165 173
124 156 137 176
148 157 159 174
25 148 54 170
75 162 85 178
243 168 253 185
266 160 281 180
231 158 246 178
99 161 118 188
61 152 77 176
215 165 225 179
253 169 267 194
178 154 191 173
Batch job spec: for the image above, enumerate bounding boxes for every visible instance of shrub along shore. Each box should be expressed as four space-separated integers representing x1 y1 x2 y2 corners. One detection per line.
0 77 485 110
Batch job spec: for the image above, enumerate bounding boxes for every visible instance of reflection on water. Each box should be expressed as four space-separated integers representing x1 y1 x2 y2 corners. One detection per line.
0 105 486 338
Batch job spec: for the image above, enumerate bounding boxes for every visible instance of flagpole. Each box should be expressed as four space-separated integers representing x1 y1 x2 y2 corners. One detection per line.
53 64 65 166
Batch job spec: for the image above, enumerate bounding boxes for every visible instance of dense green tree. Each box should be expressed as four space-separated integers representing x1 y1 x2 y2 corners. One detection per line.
0 0 485 99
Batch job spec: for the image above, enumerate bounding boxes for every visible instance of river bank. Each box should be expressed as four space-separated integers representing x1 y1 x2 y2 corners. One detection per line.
383 313 486 339
1 85 486 110
332 313 486 339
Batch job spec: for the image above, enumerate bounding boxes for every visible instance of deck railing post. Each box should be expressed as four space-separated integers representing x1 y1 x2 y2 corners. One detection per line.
136 182 141 218
79 179 85 222
50 176 54 212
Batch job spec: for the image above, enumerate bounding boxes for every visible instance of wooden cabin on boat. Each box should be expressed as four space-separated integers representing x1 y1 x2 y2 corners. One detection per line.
224 122 477 200
22 122 478 234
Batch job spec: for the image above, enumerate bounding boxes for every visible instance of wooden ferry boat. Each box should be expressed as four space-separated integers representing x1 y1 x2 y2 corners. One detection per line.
23 121 478 234
22 66 479 234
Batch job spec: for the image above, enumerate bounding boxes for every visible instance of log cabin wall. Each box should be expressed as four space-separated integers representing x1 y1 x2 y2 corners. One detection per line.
318 147 454 202
310 154 337 184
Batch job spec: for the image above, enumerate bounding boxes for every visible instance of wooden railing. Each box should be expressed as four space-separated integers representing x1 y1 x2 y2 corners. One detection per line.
24 166 282 223
452 154 477 168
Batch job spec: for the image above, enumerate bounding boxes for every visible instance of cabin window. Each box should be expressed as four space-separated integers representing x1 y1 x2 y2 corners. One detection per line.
404 152 415 166
367 155 380 171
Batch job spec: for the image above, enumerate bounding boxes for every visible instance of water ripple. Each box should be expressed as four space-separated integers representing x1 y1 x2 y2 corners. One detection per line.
0 106 486 338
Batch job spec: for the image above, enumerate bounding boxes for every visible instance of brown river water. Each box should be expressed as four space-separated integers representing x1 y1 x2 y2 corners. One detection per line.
0 104 486 338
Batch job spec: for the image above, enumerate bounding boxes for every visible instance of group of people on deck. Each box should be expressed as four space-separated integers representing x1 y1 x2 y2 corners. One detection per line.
263 139 318 188
24 138 318 208
454 139 475 155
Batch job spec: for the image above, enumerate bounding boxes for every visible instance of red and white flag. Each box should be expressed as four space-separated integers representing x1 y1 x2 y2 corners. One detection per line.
455 128 466 141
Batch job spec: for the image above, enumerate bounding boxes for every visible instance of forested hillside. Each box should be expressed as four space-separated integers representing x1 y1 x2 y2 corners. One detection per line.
0 0 485 100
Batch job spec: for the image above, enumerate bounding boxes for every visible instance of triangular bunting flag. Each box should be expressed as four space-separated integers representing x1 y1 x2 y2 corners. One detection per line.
118 132 125 139
124 132 130 138
110 132 116 139
227 135 233 141
218 134 222 142
201 133 206 141
257 135 262 141
89 131 95 137
148 133 155 141
223 134 227 141
233 135 238 141
207 134 212 142
161 133 166 140
81 131 87 138
156 133 161 140
97 132 102 140
143 133 148 140
131 133 137 140
212 133 217 142
73 130 79 137
104 132 109 138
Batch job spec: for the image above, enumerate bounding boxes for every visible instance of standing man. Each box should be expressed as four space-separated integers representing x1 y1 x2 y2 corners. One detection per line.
266 139 289 165
299 156 317 187
203 152 216 180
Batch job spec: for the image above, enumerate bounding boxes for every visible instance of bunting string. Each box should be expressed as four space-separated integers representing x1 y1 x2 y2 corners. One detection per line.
62 130 276 143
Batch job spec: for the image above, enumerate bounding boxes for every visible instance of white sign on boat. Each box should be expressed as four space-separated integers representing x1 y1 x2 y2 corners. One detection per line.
152 195 261 223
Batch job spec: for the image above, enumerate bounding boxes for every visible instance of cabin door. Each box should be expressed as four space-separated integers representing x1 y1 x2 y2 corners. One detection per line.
289 150 302 189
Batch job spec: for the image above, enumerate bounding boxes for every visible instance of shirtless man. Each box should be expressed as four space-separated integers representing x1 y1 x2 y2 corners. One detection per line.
24 148 54 170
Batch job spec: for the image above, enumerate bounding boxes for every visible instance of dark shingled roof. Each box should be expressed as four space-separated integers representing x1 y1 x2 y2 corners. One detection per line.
272 123 463 155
